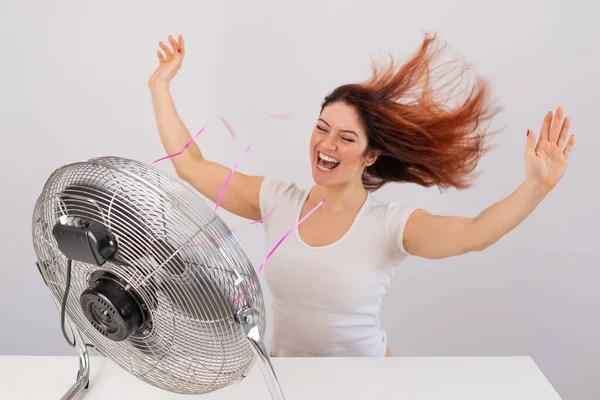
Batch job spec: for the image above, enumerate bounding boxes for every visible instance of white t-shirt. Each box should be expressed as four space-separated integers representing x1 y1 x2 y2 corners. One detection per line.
258 176 417 357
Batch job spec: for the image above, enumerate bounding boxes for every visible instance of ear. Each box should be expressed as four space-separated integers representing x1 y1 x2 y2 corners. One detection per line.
364 149 381 166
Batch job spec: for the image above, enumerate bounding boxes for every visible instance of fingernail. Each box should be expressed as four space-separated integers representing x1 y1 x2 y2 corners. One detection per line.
177 49 181 53
526 130 529 136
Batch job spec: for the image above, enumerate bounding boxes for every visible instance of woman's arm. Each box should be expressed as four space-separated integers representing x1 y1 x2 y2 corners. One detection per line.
149 80 203 171
403 179 549 259
403 107 575 260
149 35 265 221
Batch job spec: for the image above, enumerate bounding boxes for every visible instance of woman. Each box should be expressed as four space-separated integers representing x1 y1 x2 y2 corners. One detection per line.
148 33 575 357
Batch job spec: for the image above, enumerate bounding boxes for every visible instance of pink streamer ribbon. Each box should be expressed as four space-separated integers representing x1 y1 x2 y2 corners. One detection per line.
218 116 236 139
233 197 325 304
190 203 277 248
147 111 324 306
213 112 291 212
257 198 324 274
151 117 237 165
150 126 206 165
214 142 251 212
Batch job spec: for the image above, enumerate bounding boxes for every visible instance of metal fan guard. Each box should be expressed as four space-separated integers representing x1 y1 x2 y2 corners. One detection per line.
31 156 267 395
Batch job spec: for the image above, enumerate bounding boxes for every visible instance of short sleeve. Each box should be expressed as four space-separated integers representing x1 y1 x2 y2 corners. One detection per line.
258 176 296 220
385 203 418 257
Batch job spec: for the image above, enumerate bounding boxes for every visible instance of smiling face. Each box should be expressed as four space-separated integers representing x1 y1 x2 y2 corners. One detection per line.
309 101 380 188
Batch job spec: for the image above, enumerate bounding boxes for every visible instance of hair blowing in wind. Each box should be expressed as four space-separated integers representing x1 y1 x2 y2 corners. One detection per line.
321 32 503 192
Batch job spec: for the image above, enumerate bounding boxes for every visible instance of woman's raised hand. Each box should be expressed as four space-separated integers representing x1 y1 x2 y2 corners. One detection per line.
524 107 576 192
148 35 185 88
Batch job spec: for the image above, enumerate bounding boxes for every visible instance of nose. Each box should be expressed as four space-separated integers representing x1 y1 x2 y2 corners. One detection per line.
321 132 337 150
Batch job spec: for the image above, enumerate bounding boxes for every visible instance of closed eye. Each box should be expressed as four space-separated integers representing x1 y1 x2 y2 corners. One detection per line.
317 125 354 142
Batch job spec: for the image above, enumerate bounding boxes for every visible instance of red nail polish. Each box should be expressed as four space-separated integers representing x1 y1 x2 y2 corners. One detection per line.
526 130 529 136
177 49 181 53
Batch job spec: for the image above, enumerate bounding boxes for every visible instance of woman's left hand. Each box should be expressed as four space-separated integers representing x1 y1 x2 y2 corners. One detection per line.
524 107 576 192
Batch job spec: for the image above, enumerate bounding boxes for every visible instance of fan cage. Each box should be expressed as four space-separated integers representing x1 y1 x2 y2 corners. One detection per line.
31 156 266 394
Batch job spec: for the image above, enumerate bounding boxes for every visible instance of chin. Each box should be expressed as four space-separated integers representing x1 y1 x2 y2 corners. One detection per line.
311 173 329 186
311 165 340 186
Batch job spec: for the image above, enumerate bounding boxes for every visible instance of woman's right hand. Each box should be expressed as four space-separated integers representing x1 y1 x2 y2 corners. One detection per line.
148 35 185 88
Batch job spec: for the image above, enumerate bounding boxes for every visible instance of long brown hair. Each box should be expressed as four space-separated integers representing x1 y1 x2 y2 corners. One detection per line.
321 32 503 192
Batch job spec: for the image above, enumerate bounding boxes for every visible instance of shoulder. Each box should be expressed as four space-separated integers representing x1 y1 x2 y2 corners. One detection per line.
259 176 305 218
364 195 419 257
364 195 417 222
259 176 300 198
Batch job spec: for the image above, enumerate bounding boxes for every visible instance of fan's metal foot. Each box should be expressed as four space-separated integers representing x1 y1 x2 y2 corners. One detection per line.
74 375 89 390
237 308 285 400
61 325 90 400
76 371 89 390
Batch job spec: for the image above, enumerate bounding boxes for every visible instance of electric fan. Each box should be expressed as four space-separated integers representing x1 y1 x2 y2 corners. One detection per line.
31 156 285 399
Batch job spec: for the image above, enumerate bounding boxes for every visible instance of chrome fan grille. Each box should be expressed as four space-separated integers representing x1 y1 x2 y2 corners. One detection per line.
31 156 265 394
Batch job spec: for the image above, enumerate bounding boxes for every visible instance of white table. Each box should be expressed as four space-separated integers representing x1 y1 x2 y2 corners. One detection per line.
0 355 562 399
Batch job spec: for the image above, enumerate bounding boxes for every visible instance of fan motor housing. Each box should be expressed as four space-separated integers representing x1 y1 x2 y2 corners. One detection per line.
52 216 117 266
80 271 148 341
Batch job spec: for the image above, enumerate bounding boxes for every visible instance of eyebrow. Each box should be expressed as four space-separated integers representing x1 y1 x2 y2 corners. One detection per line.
318 118 359 138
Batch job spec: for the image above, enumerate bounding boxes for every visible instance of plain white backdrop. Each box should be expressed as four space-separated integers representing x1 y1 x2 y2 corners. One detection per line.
1 0 598 399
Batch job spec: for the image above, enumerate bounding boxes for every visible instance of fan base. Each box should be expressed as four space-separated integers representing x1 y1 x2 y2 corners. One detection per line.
60 325 90 400
237 307 286 399
57 309 286 399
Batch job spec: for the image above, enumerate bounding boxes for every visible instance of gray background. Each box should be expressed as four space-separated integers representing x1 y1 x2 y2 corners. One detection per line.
1 1 598 399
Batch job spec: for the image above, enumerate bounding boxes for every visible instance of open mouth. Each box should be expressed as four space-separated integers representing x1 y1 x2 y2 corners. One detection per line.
316 151 340 172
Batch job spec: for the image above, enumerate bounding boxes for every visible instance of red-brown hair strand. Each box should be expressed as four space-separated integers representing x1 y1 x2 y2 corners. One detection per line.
320 32 503 192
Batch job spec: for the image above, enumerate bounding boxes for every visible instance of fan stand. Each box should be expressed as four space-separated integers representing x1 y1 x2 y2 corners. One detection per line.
61 324 90 400
237 308 285 400
59 310 284 400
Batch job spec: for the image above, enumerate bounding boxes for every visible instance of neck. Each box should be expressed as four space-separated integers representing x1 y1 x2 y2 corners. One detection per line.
309 179 368 211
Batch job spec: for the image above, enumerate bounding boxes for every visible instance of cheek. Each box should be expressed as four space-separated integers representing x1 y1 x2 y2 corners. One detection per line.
341 148 363 166
309 131 317 147
309 135 318 160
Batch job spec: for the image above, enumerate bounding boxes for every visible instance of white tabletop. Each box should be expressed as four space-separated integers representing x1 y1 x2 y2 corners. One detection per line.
0 355 561 399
